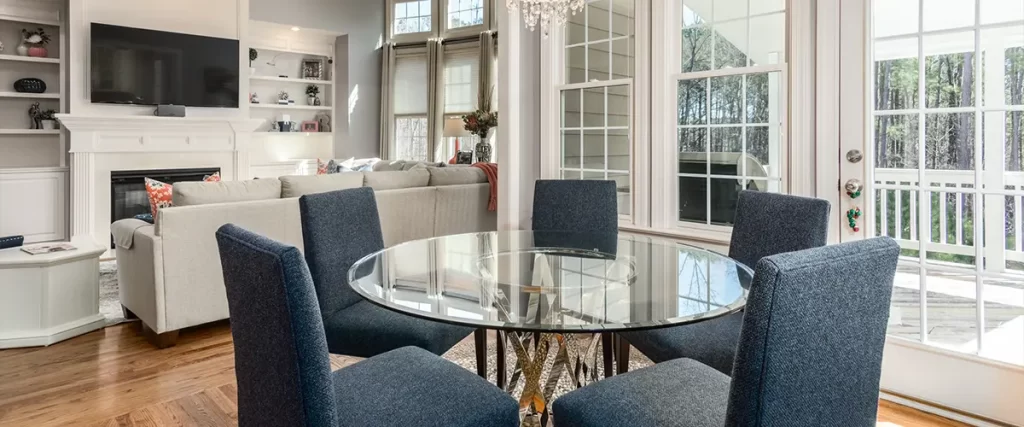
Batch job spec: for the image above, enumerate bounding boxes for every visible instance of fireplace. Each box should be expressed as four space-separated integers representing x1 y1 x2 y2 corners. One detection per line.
109 167 220 247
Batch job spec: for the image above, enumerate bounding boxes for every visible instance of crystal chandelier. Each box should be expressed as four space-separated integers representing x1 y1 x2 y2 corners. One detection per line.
506 0 586 35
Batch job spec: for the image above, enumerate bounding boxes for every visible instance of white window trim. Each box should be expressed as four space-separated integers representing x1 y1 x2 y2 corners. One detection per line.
541 0 647 226
388 0 492 43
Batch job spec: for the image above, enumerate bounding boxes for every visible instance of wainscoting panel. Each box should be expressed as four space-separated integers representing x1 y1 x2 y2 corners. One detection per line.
0 168 67 243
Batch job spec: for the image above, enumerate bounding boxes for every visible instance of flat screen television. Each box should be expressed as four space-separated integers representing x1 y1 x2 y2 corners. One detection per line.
90 23 239 108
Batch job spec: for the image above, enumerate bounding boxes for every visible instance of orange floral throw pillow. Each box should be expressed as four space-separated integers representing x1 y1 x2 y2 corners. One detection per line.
144 173 222 222
317 158 328 175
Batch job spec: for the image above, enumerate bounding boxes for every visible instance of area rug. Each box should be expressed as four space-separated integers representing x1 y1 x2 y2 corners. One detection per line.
99 261 654 396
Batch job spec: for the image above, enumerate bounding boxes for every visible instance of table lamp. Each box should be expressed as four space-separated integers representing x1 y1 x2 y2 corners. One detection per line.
443 117 470 164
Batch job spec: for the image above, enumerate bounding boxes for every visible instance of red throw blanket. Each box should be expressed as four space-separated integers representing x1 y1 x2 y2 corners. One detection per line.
471 162 498 211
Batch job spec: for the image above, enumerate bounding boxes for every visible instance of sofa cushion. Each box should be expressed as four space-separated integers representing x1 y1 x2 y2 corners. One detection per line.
363 169 430 191
172 178 283 206
426 166 487 186
280 173 365 198
373 160 444 171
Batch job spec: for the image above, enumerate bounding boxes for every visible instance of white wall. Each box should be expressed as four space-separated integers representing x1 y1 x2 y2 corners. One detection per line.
249 0 385 159
67 0 247 117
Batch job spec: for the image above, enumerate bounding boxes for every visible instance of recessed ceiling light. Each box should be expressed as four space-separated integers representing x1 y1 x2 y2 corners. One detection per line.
291 27 301 32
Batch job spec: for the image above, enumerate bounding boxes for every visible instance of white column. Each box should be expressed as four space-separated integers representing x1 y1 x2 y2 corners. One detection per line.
70 152 95 243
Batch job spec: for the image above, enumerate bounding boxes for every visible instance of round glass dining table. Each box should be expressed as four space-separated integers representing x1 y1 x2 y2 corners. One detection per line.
348 230 752 425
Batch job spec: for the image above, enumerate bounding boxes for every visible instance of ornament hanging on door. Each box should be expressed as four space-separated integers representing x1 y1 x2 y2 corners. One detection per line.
847 207 862 232
845 179 863 199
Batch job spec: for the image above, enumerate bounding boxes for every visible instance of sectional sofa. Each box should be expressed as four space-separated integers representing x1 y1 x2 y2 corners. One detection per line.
111 166 496 347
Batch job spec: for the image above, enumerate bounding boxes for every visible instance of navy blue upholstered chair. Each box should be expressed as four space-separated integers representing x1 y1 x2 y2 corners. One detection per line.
299 187 474 357
532 179 618 233
553 237 900 427
620 190 831 374
215 224 519 427
0 235 24 250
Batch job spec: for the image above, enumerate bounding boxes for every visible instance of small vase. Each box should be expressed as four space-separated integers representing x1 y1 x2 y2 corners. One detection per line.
307 96 315 106
40 120 57 130
474 140 492 163
27 46 47 58
16 42 28 56
313 96 321 106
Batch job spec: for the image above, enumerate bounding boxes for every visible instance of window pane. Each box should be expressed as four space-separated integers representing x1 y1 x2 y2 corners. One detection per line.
583 87 606 127
708 178 742 225
924 32 976 109
562 89 582 128
980 0 1024 25
607 85 630 127
395 117 429 161
588 41 611 81
874 42 920 110
923 0 975 32
748 13 785 66
587 0 611 42
443 50 480 113
980 28 1024 107
925 113 975 171
610 171 631 215
583 130 605 169
710 75 742 124
608 128 630 170
562 130 581 168
678 176 708 224
874 0 919 38
875 115 920 169
447 0 484 29
566 46 586 84
713 21 747 69
678 78 708 125
394 54 428 115
395 0 431 35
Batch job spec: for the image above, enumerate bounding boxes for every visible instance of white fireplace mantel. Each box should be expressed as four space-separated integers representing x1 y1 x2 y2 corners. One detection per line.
57 114 266 248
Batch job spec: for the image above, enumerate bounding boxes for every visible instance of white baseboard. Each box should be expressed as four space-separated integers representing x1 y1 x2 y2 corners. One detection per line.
0 314 106 349
880 391 1009 427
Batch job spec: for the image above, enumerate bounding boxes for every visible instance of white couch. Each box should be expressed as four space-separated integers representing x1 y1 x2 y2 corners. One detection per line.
111 166 496 347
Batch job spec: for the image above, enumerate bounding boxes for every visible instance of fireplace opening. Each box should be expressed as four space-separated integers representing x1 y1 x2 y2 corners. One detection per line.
110 167 220 248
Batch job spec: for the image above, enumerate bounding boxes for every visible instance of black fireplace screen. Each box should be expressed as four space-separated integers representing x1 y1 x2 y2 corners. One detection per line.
110 167 220 247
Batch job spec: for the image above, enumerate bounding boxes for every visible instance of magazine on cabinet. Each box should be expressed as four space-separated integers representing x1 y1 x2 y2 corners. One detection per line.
21 243 77 255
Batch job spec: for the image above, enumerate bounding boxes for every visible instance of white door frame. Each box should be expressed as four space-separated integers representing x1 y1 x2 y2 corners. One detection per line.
827 1 1024 425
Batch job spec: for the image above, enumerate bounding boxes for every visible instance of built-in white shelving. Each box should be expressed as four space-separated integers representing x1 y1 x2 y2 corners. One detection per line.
0 91 60 99
0 129 60 135
0 54 60 64
250 103 331 111
0 14 60 26
250 75 333 85
249 44 329 58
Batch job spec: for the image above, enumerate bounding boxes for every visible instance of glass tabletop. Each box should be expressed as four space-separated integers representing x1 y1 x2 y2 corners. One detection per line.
348 231 752 333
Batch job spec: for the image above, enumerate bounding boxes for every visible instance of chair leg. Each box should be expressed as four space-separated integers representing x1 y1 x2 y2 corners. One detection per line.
616 334 631 374
496 330 507 390
474 328 487 379
601 333 614 378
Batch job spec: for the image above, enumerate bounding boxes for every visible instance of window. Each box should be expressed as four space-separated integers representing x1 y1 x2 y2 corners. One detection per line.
394 52 430 161
675 1 786 227
389 0 492 40
440 46 481 161
394 0 433 35
559 0 636 216
871 0 1024 365
447 0 485 30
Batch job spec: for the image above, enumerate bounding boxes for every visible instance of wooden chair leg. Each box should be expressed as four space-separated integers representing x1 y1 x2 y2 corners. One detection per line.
474 329 487 379
496 330 507 390
616 334 631 374
121 305 138 320
601 333 614 378
140 323 179 349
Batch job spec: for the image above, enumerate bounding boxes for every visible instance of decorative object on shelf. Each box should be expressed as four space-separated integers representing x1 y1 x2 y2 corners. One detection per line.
302 59 324 80
0 40 4 53
271 121 279 131
277 91 290 105
846 207 862 232
14 78 46 93
305 85 320 106
277 114 292 132
456 151 474 165
21 28 51 57
314 112 331 132
250 92 260 104
506 0 585 35
27 102 42 129
291 120 299 131
248 48 257 75
301 121 319 132
39 109 57 130
462 87 498 164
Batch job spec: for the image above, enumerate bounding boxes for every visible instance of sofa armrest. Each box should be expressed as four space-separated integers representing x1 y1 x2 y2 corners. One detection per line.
116 225 166 332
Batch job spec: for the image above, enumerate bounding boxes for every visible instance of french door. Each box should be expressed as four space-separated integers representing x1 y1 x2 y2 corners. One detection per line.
829 0 1024 424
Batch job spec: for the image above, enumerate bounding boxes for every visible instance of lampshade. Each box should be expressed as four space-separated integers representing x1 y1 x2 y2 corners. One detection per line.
443 117 470 137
